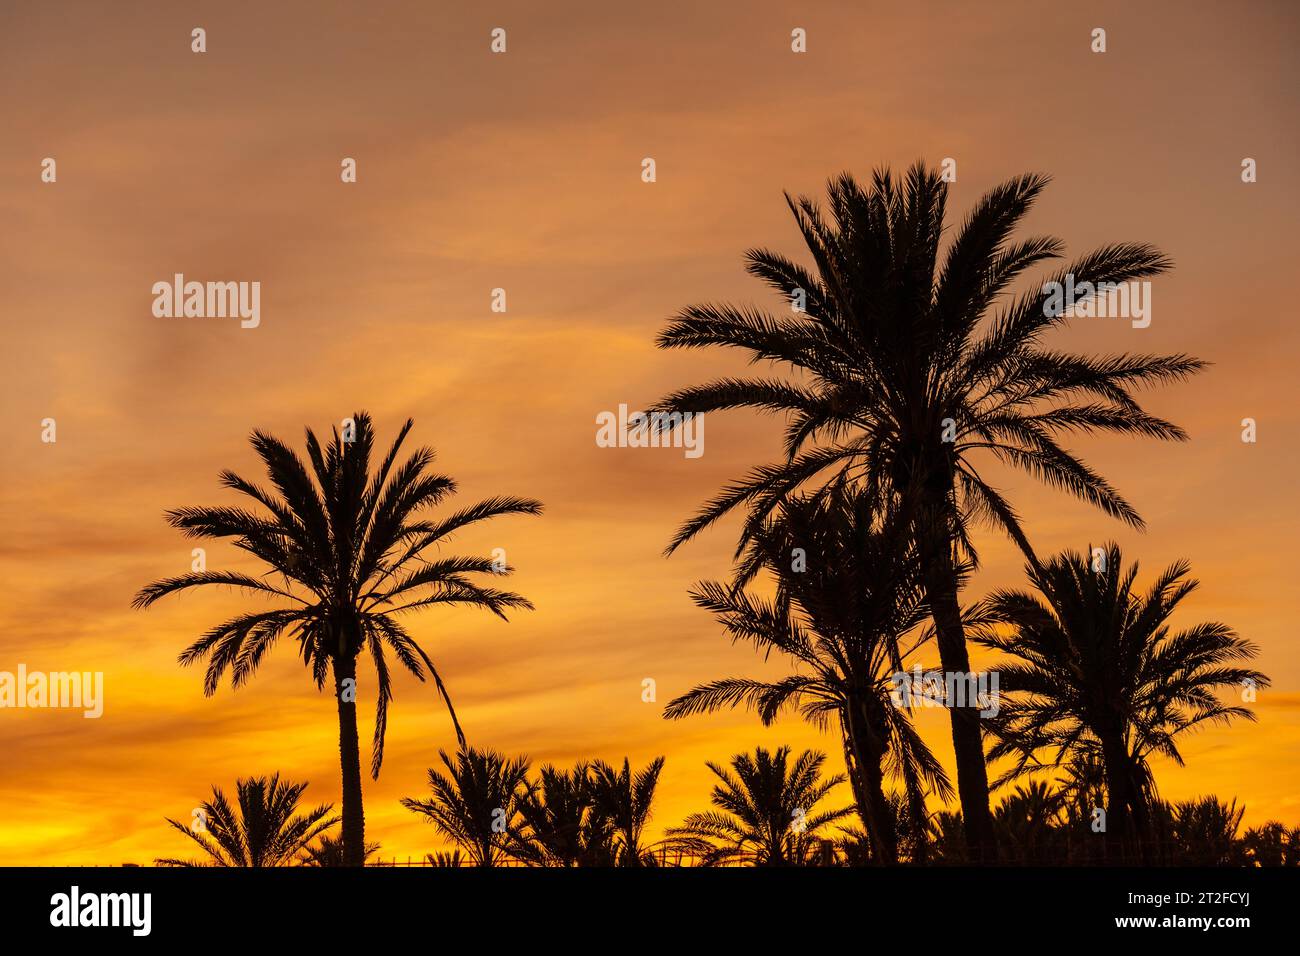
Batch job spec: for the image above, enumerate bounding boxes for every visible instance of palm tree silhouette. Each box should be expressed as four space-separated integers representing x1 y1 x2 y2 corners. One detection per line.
299 833 381 866
1160 796 1247 865
993 780 1067 864
400 747 531 867
511 762 616 867
668 746 854 866
1242 821 1300 867
971 544 1268 857
664 485 951 863
426 850 467 867
156 773 337 867
588 757 667 866
133 412 542 865
927 810 970 863
651 162 1203 856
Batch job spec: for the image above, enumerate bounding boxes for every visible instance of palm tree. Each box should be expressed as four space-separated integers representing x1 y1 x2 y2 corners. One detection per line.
669 746 854 866
927 810 969 864
299 834 381 866
588 757 667 866
971 544 1268 856
156 773 337 867
511 762 615 866
651 162 1203 855
400 746 531 867
993 780 1066 864
133 412 542 865
1163 796 1246 865
1242 821 1300 867
664 484 952 864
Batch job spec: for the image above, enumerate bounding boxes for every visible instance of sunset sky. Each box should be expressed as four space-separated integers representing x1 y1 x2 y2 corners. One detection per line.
1 0 1297 865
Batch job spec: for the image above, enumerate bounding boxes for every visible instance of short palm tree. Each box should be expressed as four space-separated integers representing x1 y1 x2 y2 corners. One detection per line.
299 834 381 866
993 780 1066 864
156 774 337 867
511 762 615 867
588 757 667 866
651 162 1204 854
927 810 969 864
971 544 1268 851
665 484 952 863
1242 821 1300 867
401 746 531 867
1163 796 1246 865
133 412 542 866
669 746 854 866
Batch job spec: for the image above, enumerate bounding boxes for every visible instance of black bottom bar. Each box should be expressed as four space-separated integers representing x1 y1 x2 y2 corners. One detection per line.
0 865 1289 942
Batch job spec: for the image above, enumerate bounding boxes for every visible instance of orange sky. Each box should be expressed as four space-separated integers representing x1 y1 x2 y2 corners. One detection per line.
1 0 1297 865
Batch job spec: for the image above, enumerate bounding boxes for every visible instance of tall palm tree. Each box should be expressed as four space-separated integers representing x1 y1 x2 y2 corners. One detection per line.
400 746 531 867
156 774 337 867
588 757 667 866
664 484 952 864
133 412 542 866
651 162 1203 854
669 746 854 866
971 544 1268 854
511 762 615 867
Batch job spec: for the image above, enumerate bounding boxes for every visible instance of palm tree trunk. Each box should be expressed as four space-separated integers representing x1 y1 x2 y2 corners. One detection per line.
840 726 873 834
900 750 931 864
919 523 996 861
332 655 366 867
1100 733 1148 862
860 747 898 865
843 700 898 864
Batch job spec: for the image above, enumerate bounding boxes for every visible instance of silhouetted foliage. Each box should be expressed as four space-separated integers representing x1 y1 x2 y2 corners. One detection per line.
665 484 951 862
300 834 381 867
156 774 336 867
401 747 531 867
587 757 668 867
134 412 541 865
652 162 1202 856
972 544 1268 857
668 746 854 866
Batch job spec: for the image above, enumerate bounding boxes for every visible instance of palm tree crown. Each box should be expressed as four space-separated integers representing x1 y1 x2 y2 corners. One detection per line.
156 774 337 867
588 757 667 866
972 543 1268 842
669 746 854 866
652 161 1205 854
134 411 542 865
664 484 952 862
401 747 531 867
512 762 615 867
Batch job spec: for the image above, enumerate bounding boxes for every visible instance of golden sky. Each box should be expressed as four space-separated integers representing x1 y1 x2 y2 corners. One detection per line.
1 0 1297 865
